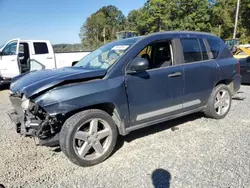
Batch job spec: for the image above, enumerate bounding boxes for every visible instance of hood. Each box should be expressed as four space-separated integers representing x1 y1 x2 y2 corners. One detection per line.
10 67 106 98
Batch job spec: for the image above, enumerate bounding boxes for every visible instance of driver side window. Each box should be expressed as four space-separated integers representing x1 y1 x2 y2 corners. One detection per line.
135 40 173 70
2 41 18 56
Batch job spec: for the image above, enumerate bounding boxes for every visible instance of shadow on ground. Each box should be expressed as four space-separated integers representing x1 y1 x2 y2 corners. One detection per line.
232 90 246 101
52 113 203 156
151 168 171 188
241 83 250 86
232 96 246 101
0 84 10 91
113 112 203 155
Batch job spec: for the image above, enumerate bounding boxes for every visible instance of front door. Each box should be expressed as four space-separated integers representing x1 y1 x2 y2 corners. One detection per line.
0 38 20 78
125 40 184 126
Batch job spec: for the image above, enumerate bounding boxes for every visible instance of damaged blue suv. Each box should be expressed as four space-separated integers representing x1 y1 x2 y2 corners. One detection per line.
8 31 241 167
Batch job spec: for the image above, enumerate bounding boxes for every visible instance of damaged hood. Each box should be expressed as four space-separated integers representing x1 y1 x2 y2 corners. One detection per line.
10 67 106 98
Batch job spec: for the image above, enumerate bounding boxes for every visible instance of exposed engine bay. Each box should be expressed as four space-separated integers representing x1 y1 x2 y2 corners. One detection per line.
8 93 63 146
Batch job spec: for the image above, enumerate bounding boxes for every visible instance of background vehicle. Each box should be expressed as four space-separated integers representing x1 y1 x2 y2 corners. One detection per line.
228 45 250 83
116 31 138 40
8 31 241 167
225 38 240 48
0 38 90 85
233 45 250 59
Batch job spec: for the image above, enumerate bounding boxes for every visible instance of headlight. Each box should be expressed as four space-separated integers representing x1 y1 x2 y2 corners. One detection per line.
21 95 30 110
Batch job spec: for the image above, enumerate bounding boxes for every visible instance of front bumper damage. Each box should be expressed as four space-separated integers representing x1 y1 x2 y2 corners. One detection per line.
8 95 60 147
8 110 23 134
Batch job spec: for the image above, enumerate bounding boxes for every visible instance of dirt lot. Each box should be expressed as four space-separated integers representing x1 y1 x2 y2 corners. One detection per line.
0 86 250 188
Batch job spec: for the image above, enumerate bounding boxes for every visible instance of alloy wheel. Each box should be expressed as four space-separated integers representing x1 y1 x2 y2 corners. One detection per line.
214 89 230 116
73 118 112 161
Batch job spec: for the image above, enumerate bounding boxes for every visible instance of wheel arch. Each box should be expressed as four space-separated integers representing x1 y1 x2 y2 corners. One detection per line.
215 78 234 95
63 102 127 136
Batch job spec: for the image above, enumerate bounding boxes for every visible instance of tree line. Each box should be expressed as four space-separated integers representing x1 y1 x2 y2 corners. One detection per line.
53 44 84 53
79 0 250 50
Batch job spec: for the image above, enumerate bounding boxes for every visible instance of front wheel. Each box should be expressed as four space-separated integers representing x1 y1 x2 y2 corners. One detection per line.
59 109 118 167
204 84 232 119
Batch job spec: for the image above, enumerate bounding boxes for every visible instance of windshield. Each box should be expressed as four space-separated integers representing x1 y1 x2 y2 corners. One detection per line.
0 40 9 50
74 37 141 70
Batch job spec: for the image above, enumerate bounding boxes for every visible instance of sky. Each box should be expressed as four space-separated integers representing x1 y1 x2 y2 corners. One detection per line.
0 0 146 45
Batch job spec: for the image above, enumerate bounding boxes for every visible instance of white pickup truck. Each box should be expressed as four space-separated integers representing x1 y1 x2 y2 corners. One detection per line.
0 38 90 85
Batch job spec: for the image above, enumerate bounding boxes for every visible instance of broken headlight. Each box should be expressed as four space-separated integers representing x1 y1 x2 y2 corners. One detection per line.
21 95 31 110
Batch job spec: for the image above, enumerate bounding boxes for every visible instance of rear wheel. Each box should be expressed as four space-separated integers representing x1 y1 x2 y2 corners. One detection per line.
59 109 118 167
204 84 232 119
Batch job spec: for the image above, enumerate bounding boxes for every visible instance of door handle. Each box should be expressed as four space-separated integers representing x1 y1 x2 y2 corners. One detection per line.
11 59 16 61
168 72 182 78
46 56 53 59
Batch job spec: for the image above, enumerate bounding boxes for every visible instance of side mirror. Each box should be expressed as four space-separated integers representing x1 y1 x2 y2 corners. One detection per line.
128 57 149 73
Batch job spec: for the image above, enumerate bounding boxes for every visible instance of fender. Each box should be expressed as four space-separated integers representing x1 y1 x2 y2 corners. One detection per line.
34 76 130 128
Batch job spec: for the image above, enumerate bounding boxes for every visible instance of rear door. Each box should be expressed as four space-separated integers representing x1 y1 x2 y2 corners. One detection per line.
0 38 20 78
31 41 56 69
180 37 218 109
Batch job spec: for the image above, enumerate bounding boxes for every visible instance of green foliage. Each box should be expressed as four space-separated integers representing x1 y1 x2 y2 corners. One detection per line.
80 5 126 50
79 0 250 50
126 8 148 35
209 0 250 42
209 0 235 39
168 0 211 32
127 0 212 35
144 0 170 32
238 0 250 43
53 44 84 53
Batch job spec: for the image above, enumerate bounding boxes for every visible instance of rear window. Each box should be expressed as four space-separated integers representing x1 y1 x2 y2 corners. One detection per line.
34 42 49 54
181 38 202 63
207 38 220 59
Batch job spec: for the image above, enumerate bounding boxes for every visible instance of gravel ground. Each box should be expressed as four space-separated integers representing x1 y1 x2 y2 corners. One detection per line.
0 86 250 188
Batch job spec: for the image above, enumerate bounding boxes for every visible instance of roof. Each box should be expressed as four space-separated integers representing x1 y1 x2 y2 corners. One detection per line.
119 31 218 42
147 30 218 37
20 39 51 43
114 31 219 46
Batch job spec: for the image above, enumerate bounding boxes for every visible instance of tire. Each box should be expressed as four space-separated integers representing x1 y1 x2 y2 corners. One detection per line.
204 84 232 119
59 109 118 167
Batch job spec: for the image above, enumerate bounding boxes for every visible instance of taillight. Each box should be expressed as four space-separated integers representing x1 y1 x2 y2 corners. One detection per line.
238 60 240 74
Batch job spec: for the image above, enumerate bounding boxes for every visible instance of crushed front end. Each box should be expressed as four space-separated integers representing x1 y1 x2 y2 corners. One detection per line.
6 66 108 148
8 92 61 147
